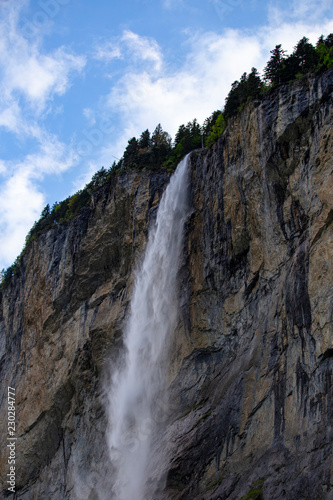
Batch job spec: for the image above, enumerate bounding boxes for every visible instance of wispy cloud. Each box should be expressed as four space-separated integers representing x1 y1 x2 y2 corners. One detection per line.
121 30 163 72
287 0 332 20
5 49 85 108
94 43 122 62
94 30 163 72
268 0 333 27
0 3 85 119
0 172 44 265
0 0 85 268
0 132 78 266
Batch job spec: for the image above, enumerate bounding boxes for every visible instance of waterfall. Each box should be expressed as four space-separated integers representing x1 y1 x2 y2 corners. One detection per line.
106 155 190 500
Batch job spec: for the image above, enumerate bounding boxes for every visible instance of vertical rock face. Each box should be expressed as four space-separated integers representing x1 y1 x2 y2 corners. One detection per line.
0 71 332 500
165 70 333 500
0 171 169 499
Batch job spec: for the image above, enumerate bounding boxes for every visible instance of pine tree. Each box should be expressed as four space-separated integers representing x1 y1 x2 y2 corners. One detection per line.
151 124 172 147
264 44 286 85
325 34 333 48
224 80 241 116
202 110 221 138
41 204 50 219
293 37 318 74
123 137 139 167
138 129 151 149
316 34 333 72
174 124 187 146
246 67 263 99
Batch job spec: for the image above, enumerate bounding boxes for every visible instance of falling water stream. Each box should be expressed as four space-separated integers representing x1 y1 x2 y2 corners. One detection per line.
107 155 190 500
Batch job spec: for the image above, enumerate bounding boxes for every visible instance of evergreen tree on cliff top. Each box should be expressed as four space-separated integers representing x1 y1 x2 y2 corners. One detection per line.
264 44 286 85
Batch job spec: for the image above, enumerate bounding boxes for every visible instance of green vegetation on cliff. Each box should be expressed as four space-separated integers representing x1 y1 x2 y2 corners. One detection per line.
113 33 333 170
1 33 332 291
224 35 333 118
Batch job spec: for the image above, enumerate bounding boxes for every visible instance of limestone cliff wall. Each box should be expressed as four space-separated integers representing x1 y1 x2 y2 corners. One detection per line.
165 70 333 500
0 170 169 499
0 71 332 500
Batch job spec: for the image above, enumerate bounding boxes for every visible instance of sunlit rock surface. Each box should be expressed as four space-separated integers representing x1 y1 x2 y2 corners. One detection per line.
0 71 332 499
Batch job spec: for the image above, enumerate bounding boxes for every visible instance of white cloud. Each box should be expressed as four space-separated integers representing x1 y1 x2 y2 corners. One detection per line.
286 0 332 21
0 171 44 265
4 49 85 106
94 30 163 72
0 132 78 267
267 0 333 30
0 102 21 133
0 0 85 129
94 42 122 62
121 30 163 72
0 0 85 268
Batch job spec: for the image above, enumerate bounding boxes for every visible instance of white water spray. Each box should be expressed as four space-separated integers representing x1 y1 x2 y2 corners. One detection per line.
106 156 190 500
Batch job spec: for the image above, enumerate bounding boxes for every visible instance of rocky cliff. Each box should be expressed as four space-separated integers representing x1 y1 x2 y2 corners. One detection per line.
0 70 332 500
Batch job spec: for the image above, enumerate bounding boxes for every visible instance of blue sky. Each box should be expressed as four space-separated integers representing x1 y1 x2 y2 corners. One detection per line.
0 0 332 269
